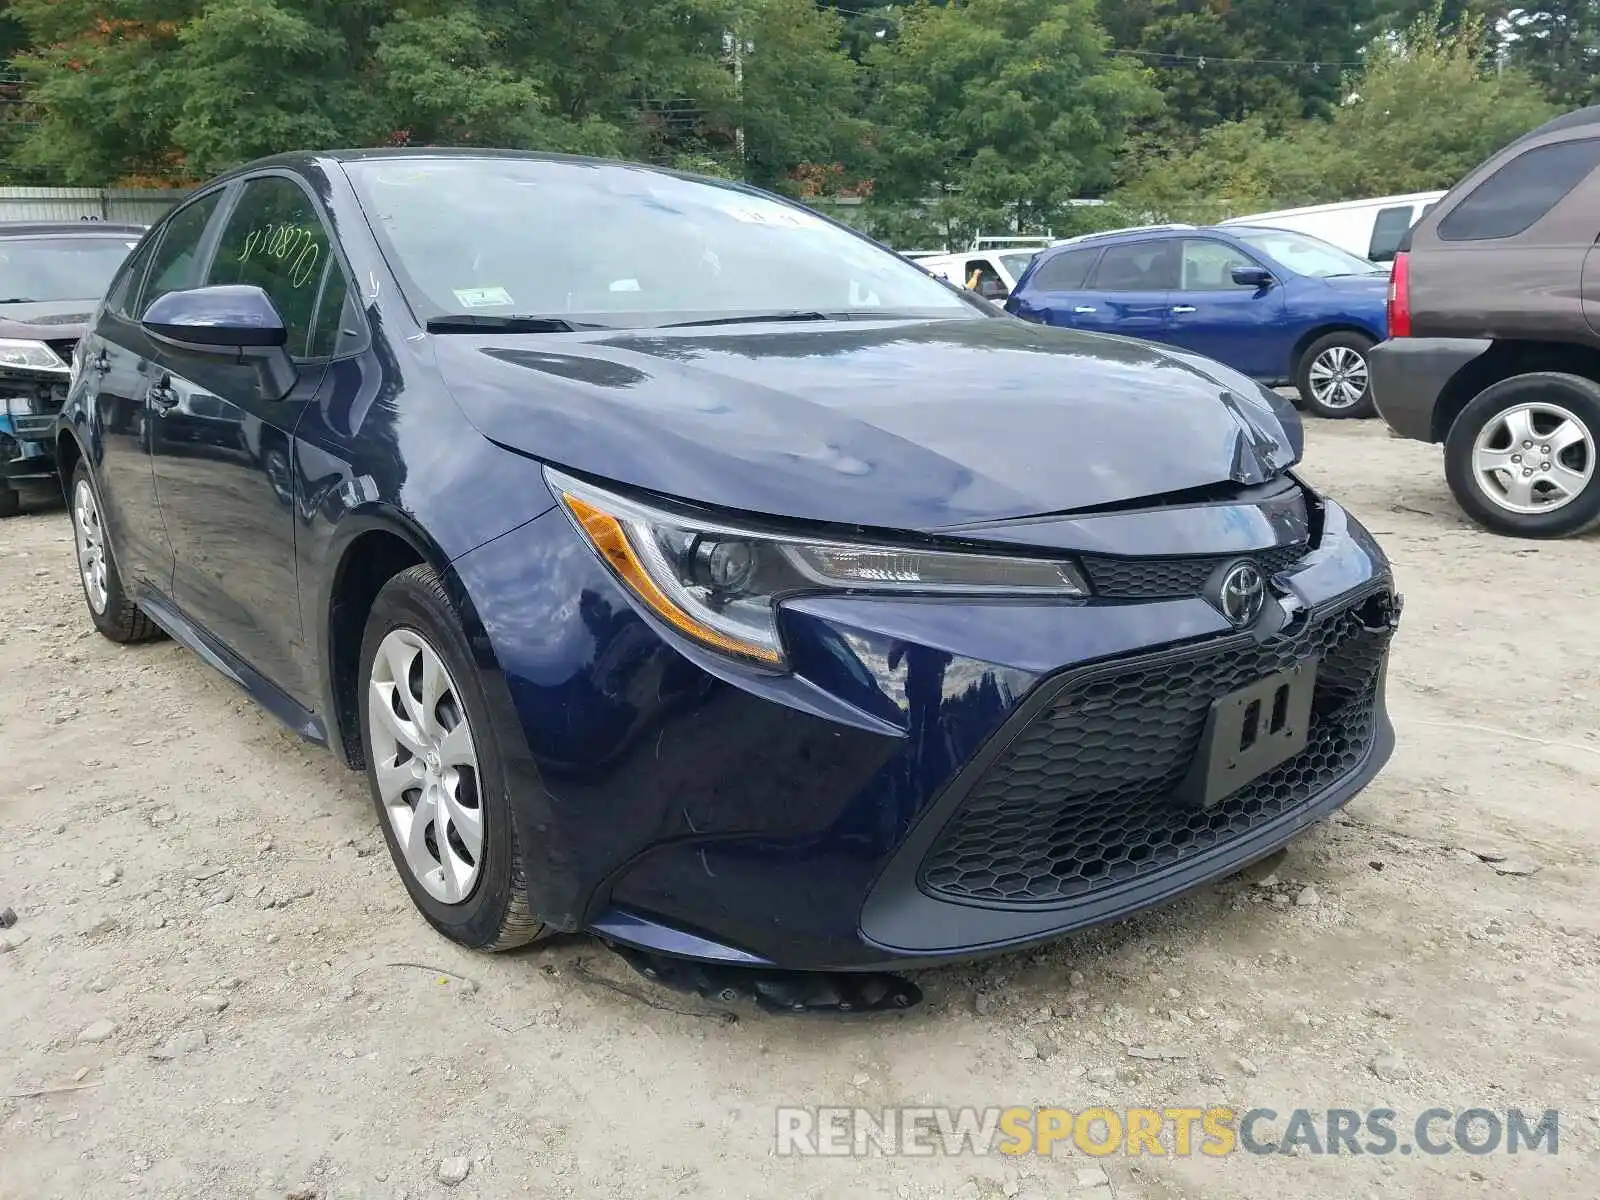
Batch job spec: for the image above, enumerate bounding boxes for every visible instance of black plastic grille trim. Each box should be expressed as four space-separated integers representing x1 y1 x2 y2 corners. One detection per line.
918 595 1390 907
1080 542 1309 599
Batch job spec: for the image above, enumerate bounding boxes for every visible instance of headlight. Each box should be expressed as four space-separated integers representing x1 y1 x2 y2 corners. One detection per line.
0 339 68 374
548 469 1087 667
4 393 36 417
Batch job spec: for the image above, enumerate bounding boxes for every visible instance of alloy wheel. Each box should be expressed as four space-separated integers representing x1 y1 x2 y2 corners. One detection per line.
1307 345 1369 411
367 628 484 904
1470 402 1595 515
72 478 109 615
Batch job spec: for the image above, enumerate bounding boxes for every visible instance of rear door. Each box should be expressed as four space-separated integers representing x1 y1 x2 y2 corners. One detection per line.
1164 238 1287 377
1006 246 1101 326
1075 238 1179 340
82 189 227 592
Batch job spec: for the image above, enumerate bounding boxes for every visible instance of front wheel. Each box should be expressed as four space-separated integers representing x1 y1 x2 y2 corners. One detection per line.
1443 372 1600 538
1296 331 1376 419
358 564 546 951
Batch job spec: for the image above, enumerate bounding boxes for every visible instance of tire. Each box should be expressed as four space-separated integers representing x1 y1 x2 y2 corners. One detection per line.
69 459 160 643
0 484 18 519
1295 331 1377 419
358 564 546 951
1443 372 1600 539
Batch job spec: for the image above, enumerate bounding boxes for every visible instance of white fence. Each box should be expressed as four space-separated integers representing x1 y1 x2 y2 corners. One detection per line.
0 186 189 225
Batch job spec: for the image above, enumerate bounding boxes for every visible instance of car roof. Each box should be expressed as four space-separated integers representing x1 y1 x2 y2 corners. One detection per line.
1508 103 1600 146
0 221 147 237
209 146 724 189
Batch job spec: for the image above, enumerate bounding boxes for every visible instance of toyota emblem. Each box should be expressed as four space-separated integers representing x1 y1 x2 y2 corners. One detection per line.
1216 561 1267 628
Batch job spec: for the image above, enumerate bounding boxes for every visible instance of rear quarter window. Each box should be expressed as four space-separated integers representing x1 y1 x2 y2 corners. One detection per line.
1368 206 1415 262
1025 247 1099 292
1438 138 1600 242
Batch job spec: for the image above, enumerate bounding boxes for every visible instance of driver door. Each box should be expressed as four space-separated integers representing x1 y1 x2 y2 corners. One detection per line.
146 174 346 707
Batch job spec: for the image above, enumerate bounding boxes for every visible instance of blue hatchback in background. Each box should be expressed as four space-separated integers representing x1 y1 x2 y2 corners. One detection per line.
1006 224 1391 419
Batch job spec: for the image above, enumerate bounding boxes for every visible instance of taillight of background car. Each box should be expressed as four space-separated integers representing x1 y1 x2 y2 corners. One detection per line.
1387 251 1410 337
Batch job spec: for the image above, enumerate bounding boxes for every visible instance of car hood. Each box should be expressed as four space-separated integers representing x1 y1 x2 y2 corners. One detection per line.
0 299 94 338
433 317 1301 532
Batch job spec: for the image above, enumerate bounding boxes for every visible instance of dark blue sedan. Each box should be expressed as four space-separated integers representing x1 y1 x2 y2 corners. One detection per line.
1006 224 1391 419
55 150 1400 979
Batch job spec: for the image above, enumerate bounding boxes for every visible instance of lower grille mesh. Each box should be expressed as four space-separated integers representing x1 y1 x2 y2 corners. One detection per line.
918 593 1390 906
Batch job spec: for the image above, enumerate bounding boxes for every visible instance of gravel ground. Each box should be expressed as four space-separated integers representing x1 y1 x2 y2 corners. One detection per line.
3 418 1599 1200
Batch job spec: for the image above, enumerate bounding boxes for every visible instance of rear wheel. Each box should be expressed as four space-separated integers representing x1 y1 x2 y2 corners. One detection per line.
1296 331 1376 419
70 460 160 642
0 484 18 519
358 564 545 951
1443 372 1600 539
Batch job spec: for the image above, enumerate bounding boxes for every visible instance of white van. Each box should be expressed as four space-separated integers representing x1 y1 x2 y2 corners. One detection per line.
1218 192 1446 263
911 248 1041 301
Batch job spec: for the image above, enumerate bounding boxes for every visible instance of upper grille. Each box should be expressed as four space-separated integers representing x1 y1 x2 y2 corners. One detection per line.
1081 542 1309 599
918 590 1391 907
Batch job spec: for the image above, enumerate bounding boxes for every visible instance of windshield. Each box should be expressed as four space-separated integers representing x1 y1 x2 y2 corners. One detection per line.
999 252 1037 279
344 157 977 328
0 236 138 303
1231 228 1384 277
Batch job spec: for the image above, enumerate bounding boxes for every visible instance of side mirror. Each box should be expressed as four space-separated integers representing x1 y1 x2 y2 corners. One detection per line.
1231 265 1274 289
142 285 297 400
978 281 1009 301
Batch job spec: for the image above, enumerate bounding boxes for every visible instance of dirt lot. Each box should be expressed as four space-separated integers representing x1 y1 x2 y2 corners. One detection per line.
3 418 1599 1200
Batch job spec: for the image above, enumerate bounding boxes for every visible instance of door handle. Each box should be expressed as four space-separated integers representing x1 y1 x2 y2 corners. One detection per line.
148 377 179 413
1171 305 1197 314
1072 305 1097 314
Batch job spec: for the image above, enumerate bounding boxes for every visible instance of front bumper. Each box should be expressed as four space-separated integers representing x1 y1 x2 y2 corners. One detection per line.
453 491 1398 971
1369 337 1491 442
0 417 61 494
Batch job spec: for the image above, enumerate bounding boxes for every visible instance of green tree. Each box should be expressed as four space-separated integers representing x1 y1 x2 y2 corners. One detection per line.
1101 0 1378 148
1117 10 1555 217
866 0 1157 242
1503 1 1600 107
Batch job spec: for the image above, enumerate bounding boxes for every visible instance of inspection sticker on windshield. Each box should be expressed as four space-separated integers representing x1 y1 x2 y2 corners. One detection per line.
453 286 514 308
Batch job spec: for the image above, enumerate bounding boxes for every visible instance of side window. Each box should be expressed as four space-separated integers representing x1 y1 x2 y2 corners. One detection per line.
103 233 159 318
136 191 225 316
1180 240 1258 290
1027 248 1099 292
305 257 362 359
1368 206 1415 262
964 258 1007 299
205 177 336 358
1438 138 1600 242
1088 240 1180 291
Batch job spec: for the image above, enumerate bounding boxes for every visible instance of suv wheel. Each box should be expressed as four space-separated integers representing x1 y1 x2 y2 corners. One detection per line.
358 564 546 952
0 483 18 519
1444 372 1600 538
70 460 160 642
1296 331 1376 419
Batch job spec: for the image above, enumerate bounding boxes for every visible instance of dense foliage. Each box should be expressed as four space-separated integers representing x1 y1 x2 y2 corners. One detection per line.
0 0 1592 242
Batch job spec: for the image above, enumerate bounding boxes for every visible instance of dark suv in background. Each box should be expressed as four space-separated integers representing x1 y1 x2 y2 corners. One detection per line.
1370 105 1600 538
0 221 143 516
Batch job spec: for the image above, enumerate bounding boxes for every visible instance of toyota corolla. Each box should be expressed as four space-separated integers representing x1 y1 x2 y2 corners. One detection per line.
55 150 1400 974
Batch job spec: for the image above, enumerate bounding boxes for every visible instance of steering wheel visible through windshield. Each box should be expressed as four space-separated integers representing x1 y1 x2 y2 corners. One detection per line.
343 156 979 329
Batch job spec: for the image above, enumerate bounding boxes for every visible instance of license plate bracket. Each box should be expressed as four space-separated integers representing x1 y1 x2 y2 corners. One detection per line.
1178 658 1318 810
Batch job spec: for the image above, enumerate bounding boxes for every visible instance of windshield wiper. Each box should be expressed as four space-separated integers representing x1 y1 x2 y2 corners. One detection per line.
659 310 946 329
0 297 36 303
660 311 833 329
425 314 599 333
